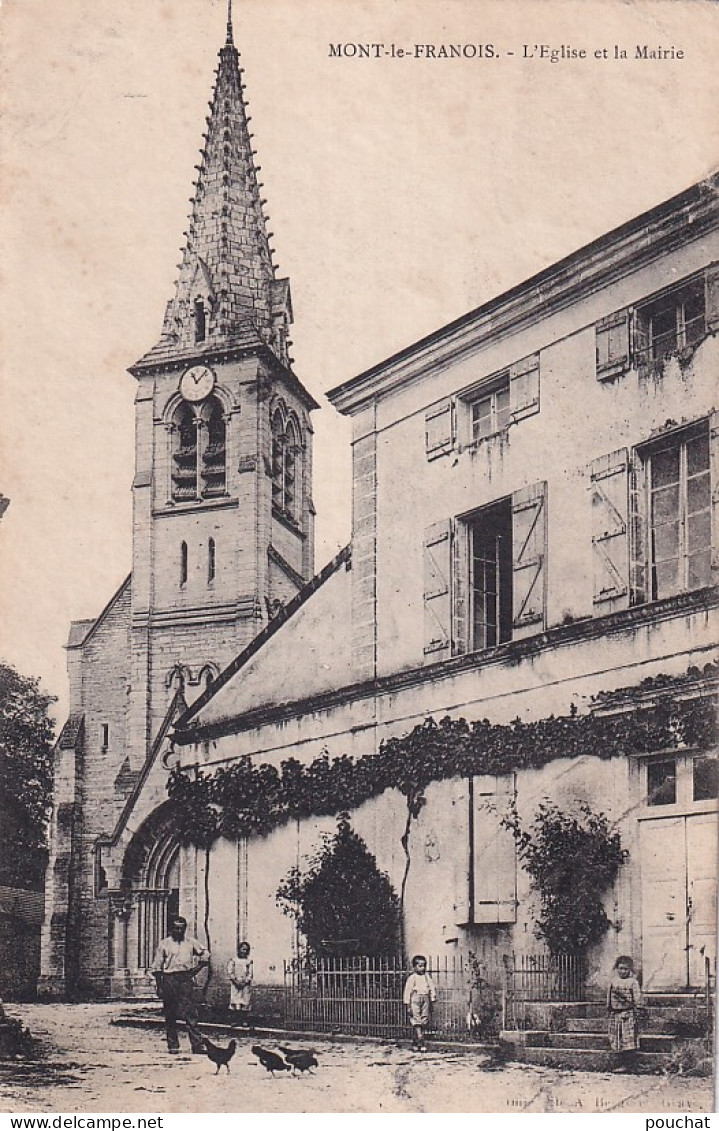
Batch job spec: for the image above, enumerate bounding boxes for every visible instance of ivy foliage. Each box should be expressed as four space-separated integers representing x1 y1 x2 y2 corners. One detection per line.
167 693 716 850
276 815 402 958
505 801 627 954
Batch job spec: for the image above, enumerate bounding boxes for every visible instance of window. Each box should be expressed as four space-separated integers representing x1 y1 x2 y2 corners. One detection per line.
171 396 226 502
208 537 216 584
469 499 513 649
423 481 546 661
172 404 198 501
201 399 226 497
647 758 677 806
180 541 188 586
425 354 539 460
271 404 301 520
194 298 206 343
645 424 711 600
693 756 718 802
470 378 510 444
100 723 109 750
635 278 706 367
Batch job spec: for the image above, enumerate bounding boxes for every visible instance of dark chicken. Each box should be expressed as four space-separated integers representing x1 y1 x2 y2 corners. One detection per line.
251 1044 292 1075
203 1037 237 1074
278 1046 319 1074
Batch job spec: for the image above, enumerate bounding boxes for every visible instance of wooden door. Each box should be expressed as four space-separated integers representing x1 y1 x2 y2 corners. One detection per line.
640 817 688 990
686 812 718 986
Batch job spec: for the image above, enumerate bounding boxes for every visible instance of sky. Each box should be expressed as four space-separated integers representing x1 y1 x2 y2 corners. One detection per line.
1 0 718 725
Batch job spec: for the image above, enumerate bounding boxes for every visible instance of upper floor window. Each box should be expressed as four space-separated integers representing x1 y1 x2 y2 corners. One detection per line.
470 377 510 444
635 278 706 367
644 424 711 601
271 404 302 521
171 396 226 502
590 416 716 610
596 264 718 381
426 353 539 460
423 481 546 661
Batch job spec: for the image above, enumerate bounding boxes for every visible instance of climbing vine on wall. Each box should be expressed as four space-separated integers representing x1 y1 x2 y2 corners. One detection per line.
167 688 716 853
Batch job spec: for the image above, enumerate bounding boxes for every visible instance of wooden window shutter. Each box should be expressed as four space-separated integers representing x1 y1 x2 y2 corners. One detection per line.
509 354 540 423
472 775 517 925
589 449 630 607
452 778 471 925
596 309 631 381
710 411 719 580
423 519 452 660
511 481 547 638
706 262 719 335
425 399 454 460
629 452 647 606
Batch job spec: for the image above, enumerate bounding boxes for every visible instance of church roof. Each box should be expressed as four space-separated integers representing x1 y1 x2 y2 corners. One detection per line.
173 544 352 739
132 2 301 379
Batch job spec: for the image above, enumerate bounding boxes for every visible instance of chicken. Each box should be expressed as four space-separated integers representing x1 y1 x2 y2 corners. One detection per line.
251 1044 291 1075
278 1046 319 1074
203 1036 237 1074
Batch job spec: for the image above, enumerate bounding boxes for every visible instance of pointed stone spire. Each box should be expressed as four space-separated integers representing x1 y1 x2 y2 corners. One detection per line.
147 5 293 368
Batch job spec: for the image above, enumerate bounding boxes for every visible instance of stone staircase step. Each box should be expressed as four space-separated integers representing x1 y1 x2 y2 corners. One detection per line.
501 1045 672 1072
564 1016 703 1035
511 1030 677 1053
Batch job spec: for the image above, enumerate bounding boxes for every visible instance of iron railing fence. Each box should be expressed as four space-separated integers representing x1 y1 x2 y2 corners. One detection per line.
282 954 503 1041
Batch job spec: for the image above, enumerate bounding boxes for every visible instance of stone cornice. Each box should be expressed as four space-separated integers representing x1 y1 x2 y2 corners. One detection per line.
173 586 718 744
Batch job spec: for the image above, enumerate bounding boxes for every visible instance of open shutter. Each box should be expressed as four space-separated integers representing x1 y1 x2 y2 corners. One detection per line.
710 411 719 580
509 354 540 423
423 519 452 660
512 481 547 638
596 309 631 381
589 449 630 608
425 399 454 460
629 452 647 605
452 778 471 925
706 263 719 335
473 775 517 924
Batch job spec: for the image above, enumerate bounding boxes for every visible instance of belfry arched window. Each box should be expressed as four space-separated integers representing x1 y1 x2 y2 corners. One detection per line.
271 404 302 520
171 396 226 502
171 404 198 501
201 398 226 497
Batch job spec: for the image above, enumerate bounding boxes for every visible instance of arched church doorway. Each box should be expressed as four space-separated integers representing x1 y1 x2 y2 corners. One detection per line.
113 804 186 992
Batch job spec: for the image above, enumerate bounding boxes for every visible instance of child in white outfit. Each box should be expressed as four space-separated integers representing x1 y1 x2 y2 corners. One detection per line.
227 941 253 1020
403 954 437 1051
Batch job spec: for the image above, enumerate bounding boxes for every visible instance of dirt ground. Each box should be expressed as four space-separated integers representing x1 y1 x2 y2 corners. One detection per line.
0 1003 713 1115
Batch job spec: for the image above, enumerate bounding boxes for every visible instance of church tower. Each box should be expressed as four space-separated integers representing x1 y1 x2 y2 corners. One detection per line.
128 4 317 759
40 6 317 999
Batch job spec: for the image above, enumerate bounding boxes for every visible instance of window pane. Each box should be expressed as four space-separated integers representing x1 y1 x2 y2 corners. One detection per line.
687 551 711 590
652 521 679 562
651 307 678 359
651 484 680 523
647 759 677 805
683 288 706 346
687 432 710 477
472 398 491 440
653 559 679 599
687 472 711 515
693 756 718 802
495 387 510 431
651 447 680 489
688 510 711 554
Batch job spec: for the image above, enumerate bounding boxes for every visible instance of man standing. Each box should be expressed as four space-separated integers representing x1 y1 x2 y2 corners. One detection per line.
151 915 210 1054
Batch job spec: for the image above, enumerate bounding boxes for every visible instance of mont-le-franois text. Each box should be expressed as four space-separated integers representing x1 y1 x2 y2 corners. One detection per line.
327 43 685 61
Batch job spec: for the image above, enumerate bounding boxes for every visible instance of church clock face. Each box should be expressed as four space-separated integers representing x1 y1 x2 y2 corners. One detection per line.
179 364 215 403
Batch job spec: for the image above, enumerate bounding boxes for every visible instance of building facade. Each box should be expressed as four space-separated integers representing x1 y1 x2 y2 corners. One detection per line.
42 10 718 1002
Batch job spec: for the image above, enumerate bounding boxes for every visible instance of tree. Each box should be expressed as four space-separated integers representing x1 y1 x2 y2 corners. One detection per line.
0 663 56 889
277 815 402 957
506 800 627 955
